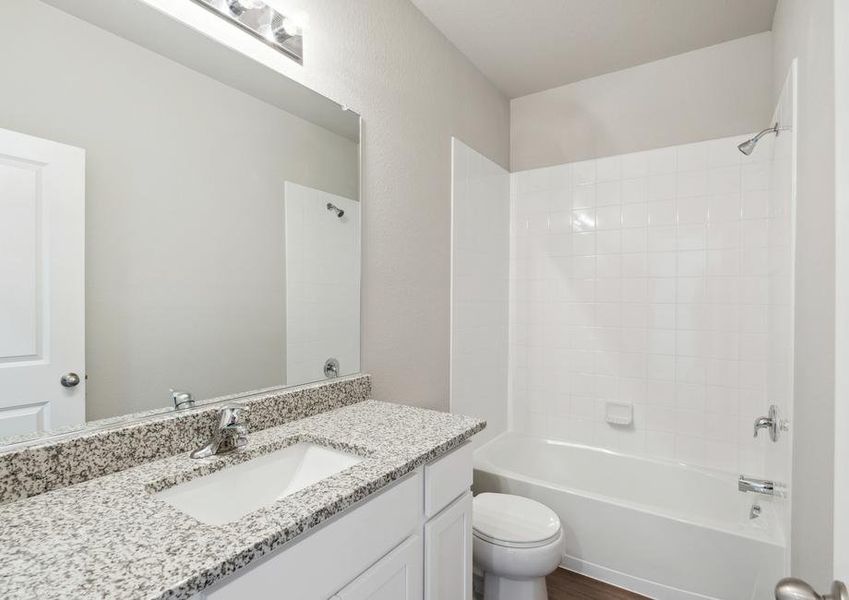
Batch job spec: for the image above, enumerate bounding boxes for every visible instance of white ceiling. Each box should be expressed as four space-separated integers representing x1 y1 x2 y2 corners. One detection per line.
410 0 777 98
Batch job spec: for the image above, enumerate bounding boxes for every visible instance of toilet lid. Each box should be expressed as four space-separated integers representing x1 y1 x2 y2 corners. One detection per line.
472 493 561 548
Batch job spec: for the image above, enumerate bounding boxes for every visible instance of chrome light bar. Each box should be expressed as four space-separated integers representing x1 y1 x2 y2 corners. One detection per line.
191 0 305 64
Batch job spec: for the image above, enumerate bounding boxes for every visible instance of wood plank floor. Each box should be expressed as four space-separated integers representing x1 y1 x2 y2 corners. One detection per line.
547 568 650 600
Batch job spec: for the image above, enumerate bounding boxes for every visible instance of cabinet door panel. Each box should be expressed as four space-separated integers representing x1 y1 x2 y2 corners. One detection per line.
334 535 423 600
424 492 472 600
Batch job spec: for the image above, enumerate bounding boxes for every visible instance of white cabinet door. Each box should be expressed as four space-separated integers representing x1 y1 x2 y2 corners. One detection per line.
333 535 423 600
0 127 85 437
424 492 472 600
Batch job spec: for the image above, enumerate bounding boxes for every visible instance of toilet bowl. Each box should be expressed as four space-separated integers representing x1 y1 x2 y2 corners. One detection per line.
472 493 565 600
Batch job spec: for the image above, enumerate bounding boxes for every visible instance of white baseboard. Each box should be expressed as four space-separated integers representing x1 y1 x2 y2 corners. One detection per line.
560 555 719 600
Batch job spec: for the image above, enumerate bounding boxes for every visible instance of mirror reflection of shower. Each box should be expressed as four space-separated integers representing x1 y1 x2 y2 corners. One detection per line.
284 182 360 387
326 202 345 218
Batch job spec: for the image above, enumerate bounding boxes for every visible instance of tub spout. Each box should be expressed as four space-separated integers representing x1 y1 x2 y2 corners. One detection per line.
738 475 784 497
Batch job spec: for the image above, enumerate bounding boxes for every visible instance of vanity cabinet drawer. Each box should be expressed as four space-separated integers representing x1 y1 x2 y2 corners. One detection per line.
423 442 473 518
202 470 422 600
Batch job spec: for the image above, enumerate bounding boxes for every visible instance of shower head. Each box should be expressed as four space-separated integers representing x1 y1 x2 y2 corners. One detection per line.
737 123 780 156
326 202 344 218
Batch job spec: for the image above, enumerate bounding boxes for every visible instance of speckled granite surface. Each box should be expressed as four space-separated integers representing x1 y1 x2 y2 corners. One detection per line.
0 400 485 600
0 375 371 503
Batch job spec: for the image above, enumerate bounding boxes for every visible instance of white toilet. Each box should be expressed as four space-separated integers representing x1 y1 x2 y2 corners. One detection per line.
472 493 565 600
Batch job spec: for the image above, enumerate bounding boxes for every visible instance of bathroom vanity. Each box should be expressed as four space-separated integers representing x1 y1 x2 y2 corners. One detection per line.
0 2 483 599
0 378 483 599
194 437 474 600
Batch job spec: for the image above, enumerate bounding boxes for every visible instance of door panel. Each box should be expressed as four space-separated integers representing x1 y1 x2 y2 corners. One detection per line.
0 158 39 359
0 127 85 436
425 492 472 600
334 535 423 600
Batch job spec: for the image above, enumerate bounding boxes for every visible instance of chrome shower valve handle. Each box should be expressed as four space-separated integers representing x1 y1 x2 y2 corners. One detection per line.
753 404 788 442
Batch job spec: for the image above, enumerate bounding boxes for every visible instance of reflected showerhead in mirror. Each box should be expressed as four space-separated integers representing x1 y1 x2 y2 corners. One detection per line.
326 202 345 218
737 123 781 156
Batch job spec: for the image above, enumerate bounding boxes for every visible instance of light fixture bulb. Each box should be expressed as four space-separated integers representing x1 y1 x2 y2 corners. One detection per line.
227 0 265 16
280 11 308 36
202 0 304 63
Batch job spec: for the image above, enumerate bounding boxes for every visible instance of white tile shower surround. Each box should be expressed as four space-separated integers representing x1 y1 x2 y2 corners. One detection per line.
451 139 510 447
510 134 790 474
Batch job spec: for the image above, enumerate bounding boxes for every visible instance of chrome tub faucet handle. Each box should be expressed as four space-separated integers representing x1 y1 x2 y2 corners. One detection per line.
753 404 788 442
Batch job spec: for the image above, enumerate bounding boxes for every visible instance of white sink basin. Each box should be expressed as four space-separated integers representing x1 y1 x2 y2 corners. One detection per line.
155 442 364 525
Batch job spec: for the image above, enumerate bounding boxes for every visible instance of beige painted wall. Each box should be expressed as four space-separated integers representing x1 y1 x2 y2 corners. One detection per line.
24 0 509 415
510 32 774 170
834 0 849 581
772 0 837 587
221 0 511 410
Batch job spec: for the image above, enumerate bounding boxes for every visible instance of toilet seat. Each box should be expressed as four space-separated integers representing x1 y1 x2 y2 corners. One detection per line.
472 493 561 549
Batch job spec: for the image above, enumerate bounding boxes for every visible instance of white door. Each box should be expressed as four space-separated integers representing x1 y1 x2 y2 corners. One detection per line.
333 535 423 600
425 492 473 600
0 127 85 437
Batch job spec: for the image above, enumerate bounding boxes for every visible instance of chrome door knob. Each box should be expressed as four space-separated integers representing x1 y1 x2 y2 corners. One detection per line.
776 578 848 600
60 372 81 388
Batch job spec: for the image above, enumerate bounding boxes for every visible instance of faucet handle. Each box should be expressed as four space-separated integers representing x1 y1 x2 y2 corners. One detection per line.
218 404 247 429
170 388 195 410
753 404 782 442
191 405 249 459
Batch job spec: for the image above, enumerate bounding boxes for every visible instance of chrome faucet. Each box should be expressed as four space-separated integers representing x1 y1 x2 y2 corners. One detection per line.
738 475 784 497
190 405 248 459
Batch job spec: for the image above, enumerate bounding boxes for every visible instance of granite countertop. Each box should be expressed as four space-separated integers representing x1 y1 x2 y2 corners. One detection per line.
0 400 484 600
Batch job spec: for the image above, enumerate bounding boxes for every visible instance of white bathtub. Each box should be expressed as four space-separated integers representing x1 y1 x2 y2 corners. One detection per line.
473 432 785 600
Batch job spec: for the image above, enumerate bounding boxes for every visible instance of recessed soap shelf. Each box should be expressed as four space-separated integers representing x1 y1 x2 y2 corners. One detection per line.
605 401 633 426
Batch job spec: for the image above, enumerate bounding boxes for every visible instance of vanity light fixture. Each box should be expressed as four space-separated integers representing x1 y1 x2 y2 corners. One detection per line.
192 0 305 64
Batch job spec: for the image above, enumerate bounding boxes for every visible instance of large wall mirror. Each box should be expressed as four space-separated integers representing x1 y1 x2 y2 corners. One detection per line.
0 0 361 445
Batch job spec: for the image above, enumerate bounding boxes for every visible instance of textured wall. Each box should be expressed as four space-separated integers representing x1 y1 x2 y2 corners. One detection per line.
834 0 849 580
69 0 511 412
772 0 837 587
295 0 512 411
511 33 773 170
